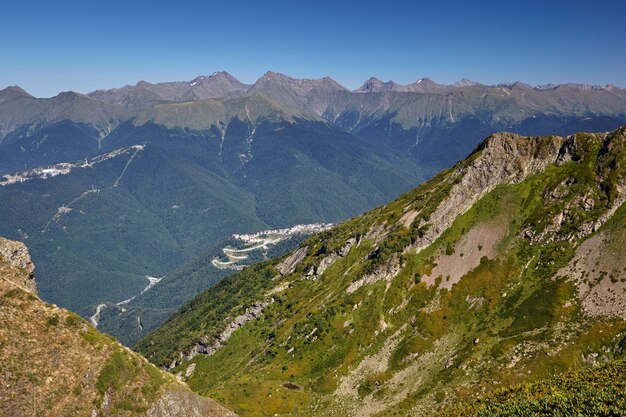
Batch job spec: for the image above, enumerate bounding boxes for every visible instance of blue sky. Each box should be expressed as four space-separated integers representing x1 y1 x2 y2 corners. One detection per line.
2 0 625 97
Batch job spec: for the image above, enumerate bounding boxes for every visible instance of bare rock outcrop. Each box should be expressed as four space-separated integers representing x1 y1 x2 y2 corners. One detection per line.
347 257 402 294
173 300 274 368
0 235 237 417
307 238 358 279
275 246 308 275
0 236 36 292
147 386 237 417
408 133 570 255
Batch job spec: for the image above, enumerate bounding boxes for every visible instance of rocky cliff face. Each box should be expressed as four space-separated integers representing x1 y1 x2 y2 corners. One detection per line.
408 132 569 254
0 237 236 417
0 236 35 292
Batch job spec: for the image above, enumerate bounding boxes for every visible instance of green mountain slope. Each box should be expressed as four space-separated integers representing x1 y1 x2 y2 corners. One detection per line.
98 226 318 346
2 73 626 348
0 88 127 143
137 126 626 416
0 116 422 335
0 236 235 417
0 141 268 316
88 71 249 111
444 358 626 416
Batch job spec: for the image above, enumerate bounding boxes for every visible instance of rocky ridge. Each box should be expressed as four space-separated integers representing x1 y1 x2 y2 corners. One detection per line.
170 300 274 370
0 237 236 417
0 236 35 292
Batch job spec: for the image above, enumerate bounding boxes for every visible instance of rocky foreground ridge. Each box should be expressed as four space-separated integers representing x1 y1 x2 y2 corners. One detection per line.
0 237 236 417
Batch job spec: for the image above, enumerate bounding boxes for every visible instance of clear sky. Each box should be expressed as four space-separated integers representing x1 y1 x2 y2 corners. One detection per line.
2 0 625 97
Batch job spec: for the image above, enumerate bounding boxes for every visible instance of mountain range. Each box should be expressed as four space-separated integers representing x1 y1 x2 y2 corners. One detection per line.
1 71 626 346
3 71 626 174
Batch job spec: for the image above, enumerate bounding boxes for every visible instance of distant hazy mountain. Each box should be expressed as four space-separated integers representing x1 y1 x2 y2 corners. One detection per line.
0 87 127 141
245 71 350 116
2 73 625 166
1 71 625 346
88 71 249 110
355 76 448 93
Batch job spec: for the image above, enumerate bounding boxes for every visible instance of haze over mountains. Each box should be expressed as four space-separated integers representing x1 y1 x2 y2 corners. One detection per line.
3 70 626 169
3 70 626 173
1 71 626 345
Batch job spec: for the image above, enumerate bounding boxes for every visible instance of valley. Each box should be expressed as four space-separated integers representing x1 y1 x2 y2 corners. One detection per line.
2 75 625 343
212 223 332 270
95 222 328 345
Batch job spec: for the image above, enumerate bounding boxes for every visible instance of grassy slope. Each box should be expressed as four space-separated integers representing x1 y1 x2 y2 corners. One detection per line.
0 242 234 417
137 127 626 416
99 234 305 346
444 359 626 416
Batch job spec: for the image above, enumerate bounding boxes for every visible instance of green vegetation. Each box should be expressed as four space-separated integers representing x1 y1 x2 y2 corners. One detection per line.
6 77 625 415
99 232 306 346
445 359 626 416
137 127 626 416
46 315 59 326
96 349 167 413
0 118 423 330
3 79 626 347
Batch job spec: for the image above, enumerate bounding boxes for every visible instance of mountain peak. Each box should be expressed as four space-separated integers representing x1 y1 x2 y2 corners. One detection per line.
0 85 33 99
55 90 90 100
356 76 447 93
453 78 480 87
534 83 558 91
257 71 294 84
355 77 390 93
251 72 347 98
321 77 349 91
417 77 435 84
191 71 239 83
497 81 532 90
210 70 231 77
